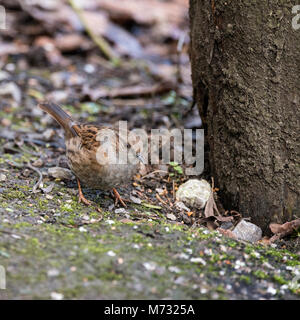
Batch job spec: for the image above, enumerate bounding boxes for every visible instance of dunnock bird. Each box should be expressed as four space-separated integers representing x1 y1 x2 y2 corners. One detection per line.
39 102 141 207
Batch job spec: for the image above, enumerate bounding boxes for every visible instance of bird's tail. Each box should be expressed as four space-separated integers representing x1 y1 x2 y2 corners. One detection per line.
38 102 78 137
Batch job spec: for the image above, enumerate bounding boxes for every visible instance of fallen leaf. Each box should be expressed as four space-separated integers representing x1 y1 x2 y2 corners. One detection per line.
269 219 300 242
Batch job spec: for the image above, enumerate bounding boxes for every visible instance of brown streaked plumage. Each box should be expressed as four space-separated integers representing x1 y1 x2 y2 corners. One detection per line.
39 101 140 206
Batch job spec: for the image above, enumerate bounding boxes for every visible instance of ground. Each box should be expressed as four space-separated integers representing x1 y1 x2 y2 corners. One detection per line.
0 154 299 299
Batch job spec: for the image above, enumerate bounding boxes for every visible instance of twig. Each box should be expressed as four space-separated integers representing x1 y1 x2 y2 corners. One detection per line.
141 170 169 180
68 0 120 65
27 162 43 193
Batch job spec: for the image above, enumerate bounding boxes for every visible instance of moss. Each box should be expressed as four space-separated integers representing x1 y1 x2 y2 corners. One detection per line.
240 275 251 284
253 270 269 280
273 275 287 285
3 189 26 200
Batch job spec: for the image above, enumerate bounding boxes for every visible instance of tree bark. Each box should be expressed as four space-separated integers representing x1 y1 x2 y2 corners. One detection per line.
189 0 300 231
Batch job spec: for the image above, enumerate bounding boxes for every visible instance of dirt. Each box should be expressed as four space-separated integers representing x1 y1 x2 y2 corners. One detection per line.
0 131 299 299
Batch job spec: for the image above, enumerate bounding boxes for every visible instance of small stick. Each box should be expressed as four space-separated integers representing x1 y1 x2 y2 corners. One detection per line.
141 170 169 180
68 0 120 65
27 162 43 193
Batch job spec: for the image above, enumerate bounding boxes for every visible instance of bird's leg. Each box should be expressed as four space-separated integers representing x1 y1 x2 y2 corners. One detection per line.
112 188 127 208
77 178 91 206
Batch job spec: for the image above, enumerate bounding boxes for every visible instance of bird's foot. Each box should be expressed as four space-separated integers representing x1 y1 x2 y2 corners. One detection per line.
77 178 92 206
78 192 92 206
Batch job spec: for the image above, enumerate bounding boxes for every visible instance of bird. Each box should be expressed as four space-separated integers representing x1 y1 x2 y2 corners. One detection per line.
39 101 142 207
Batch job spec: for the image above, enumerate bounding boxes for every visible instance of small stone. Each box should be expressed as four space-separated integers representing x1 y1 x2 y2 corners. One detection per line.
84 64 96 74
115 208 126 214
130 195 142 204
51 292 64 300
200 288 207 294
107 250 116 257
176 179 211 209
175 201 190 212
143 262 157 271
43 128 55 141
1 118 11 127
32 159 44 167
168 266 181 273
178 253 189 260
166 213 176 221
232 219 262 243
0 82 21 104
79 227 87 232
0 71 10 81
48 167 73 180
47 269 60 277
0 174 6 182
267 286 277 295
47 90 68 103
11 234 21 240
190 257 206 265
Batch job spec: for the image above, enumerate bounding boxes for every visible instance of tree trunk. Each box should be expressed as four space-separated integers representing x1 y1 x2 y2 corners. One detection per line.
189 0 300 231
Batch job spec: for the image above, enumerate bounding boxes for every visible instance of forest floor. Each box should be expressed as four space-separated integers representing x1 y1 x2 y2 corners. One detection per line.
0 0 299 300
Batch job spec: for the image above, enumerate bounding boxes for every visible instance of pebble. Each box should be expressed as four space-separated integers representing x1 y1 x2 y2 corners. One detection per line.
176 179 211 209
232 219 262 243
84 64 96 74
0 174 6 182
175 201 190 212
143 262 157 271
43 128 55 141
168 266 181 273
130 195 142 204
166 213 176 221
79 227 87 232
107 250 116 257
178 253 189 260
115 208 126 214
50 292 64 300
47 269 60 277
32 159 44 167
266 286 277 295
0 82 21 104
190 257 206 265
48 167 73 180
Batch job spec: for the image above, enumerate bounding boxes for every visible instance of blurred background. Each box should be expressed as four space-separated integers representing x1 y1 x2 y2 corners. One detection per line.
0 0 201 132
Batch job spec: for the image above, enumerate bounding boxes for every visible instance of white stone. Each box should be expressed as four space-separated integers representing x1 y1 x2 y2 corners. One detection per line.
107 250 116 257
47 269 60 277
51 292 64 300
79 227 87 232
175 201 191 212
143 262 157 271
190 257 206 265
166 213 176 221
176 179 211 208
